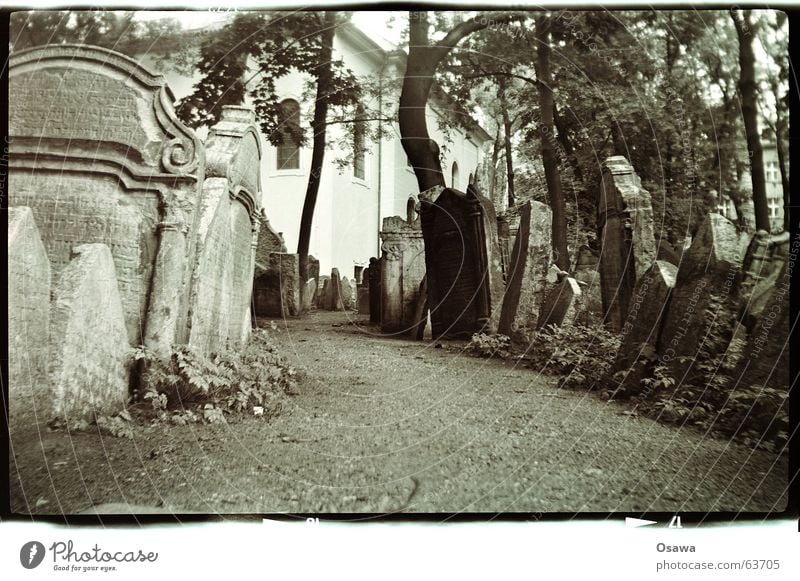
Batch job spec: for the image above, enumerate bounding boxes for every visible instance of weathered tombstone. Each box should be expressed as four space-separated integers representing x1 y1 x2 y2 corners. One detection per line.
49 244 130 420
318 278 330 309
328 268 343 311
379 216 425 333
354 266 364 285
610 260 677 392
9 45 204 355
656 239 680 266
419 184 504 338
341 276 355 310
189 106 263 352
8 207 51 425
572 245 603 326
357 286 370 315
497 201 552 342
408 275 430 340
597 156 657 332
253 253 300 318
368 258 381 323
536 276 582 330
657 213 749 381
303 278 318 312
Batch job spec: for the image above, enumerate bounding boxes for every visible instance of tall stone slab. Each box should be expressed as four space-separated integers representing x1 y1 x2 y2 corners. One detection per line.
327 268 344 311
497 201 552 342
658 213 749 381
613 260 678 379
49 244 131 420
8 207 52 425
379 216 425 334
597 156 657 332
368 257 382 323
9 45 204 354
341 277 355 310
189 106 262 352
419 184 504 339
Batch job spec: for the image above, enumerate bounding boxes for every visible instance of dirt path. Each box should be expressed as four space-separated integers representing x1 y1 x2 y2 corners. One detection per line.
10 310 789 515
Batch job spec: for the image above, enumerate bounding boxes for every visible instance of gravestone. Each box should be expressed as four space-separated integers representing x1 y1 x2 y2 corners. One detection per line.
9 44 204 355
597 156 657 332
536 276 582 330
327 268 343 311
420 184 504 339
303 278 318 312
189 107 263 352
379 216 425 333
341 276 355 310
318 278 330 309
368 258 381 323
572 245 603 326
49 244 130 420
253 253 300 318
8 207 51 426
610 260 677 392
254 216 287 277
657 213 749 381
497 201 552 342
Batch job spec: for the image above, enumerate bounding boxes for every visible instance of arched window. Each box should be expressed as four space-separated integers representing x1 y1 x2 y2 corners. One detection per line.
276 99 301 170
451 161 460 189
353 105 366 180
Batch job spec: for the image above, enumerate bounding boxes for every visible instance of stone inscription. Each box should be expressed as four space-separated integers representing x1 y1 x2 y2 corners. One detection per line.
10 69 160 165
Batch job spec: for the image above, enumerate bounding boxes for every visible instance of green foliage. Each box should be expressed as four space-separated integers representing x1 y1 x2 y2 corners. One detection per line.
133 329 296 425
465 333 511 359
526 323 622 388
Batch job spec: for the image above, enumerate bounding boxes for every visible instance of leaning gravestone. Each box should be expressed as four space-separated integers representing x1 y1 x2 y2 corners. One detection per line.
597 156 657 332
497 200 552 342
8 207 51 425
419 184 504 338
657 213 750 381
50 244 130 420
9 44 204 354
536 276 582 330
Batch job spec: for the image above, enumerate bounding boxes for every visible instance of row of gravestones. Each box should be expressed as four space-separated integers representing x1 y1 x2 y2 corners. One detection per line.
371 151 789 401
7 45 267 424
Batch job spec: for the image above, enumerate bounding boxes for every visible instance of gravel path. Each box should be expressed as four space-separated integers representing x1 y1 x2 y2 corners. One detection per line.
10 310 789 515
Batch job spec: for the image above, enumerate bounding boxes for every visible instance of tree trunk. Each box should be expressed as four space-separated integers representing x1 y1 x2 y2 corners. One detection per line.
771 80 790 232
553 100 583 184
498 77 516 206
731 9 770 232
296 12 336 302
535 15 570 271
399 12 445 192
489 125 502 202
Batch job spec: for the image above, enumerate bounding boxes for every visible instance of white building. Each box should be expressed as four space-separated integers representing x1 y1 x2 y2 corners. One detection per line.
152 21 492 277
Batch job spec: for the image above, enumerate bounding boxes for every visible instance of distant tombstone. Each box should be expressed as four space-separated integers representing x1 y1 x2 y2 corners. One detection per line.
341 276 355 310
597 156 657 332
536 276 582 330
497 201 552 342
572 245 603 325
8 207 51 426
380 216 425 333
354 266 364 285
318 278 330 309
49 244 130 420
658 213 749 380
8 45 205 355
368 257 381 323
302 278 317 312
328 268 343 311
357 286 370 315
254 217 287 278
420 184 504 338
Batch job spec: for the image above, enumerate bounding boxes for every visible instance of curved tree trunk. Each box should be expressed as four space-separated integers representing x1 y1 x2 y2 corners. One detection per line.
296 12 336 303
731 9 770 232
535 14 570 271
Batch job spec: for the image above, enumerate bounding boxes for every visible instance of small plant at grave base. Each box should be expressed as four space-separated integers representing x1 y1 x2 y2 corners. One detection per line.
132 328 297 426
465 333 511 359
524 323 622 389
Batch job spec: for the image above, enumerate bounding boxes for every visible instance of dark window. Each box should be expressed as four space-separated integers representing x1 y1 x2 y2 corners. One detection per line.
277 99 301 170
